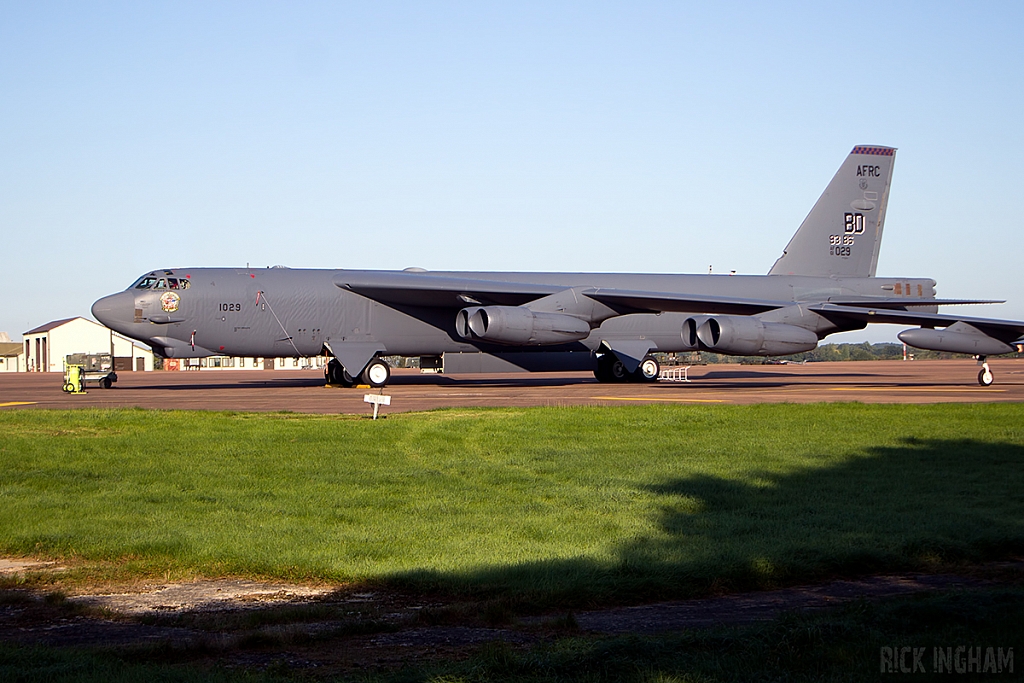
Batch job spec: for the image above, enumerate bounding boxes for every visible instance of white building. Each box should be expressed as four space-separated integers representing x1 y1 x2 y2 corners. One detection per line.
0 335 24 372
23 317 154 372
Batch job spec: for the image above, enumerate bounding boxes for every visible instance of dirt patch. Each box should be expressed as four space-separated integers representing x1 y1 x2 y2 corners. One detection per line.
2 560 1022 675
0 558 63 574
71 579 334 615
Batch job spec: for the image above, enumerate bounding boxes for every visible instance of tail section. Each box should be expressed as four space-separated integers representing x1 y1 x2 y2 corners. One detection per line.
769 145 896 277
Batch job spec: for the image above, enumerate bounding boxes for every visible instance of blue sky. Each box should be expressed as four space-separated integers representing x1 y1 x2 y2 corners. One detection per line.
2 2 1021 343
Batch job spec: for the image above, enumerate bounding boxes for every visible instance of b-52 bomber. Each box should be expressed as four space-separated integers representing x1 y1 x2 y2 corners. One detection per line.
93 146 1024 388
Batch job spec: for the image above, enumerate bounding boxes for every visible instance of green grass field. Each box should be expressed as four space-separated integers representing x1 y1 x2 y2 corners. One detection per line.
2 403 1023 606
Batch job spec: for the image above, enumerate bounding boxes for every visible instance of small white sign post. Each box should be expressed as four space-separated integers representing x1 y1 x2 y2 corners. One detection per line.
364 393 391 420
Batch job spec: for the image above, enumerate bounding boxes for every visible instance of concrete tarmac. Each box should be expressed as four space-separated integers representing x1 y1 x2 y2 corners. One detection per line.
2 359 1023 415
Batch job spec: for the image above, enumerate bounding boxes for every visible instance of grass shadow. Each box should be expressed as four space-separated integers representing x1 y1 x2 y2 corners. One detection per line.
388 437 1024 607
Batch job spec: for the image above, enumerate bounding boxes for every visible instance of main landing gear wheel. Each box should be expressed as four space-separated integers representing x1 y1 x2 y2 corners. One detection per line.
326 359 355 387
633 355 660 383
595 352 651 383
608 359 630 382
361 358 391 388
594 354 631 383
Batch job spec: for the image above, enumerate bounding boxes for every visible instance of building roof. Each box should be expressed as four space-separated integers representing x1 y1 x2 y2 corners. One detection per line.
24 317 83 335
0 342 22 357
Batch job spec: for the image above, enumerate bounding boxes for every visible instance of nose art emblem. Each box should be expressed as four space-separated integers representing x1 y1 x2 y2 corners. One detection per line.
160 292 181 312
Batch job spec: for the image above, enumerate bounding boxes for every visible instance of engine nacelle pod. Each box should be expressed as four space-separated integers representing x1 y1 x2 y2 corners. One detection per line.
682 316 712 350
685 316 819 356
455 306 591 345
898 322 1014 356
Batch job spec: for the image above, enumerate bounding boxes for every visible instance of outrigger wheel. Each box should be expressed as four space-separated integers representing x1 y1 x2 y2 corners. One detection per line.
978 356 994 387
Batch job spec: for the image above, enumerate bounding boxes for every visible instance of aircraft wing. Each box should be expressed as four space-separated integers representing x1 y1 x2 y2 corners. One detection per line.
582 288 784 315
335 271 790 315
810 303 1024 344
337 271 1008 318
334 271 559 308
335 271 1023 342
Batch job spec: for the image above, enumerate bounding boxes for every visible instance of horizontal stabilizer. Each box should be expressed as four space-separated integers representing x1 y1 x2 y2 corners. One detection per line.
810 303 1024 344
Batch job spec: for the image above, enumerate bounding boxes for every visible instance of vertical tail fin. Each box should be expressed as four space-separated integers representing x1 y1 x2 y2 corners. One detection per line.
768 145 896 277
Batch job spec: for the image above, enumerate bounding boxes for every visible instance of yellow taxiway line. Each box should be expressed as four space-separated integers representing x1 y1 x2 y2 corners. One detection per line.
829 387 1005 393
0 402 37 408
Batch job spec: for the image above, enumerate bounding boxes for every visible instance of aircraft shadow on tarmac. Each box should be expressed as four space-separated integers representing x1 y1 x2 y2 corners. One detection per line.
130 373 911 394
134 375 593 392
138 378 328 391
388 374 591 388
699 369 881 380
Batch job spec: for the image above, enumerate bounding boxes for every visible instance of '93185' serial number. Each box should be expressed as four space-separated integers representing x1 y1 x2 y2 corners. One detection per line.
829 234 854 256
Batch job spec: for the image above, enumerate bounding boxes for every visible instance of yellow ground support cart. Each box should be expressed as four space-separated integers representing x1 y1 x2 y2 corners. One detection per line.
62 362 86 394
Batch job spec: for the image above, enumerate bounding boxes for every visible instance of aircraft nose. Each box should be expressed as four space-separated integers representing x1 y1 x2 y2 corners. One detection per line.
92 291 136 330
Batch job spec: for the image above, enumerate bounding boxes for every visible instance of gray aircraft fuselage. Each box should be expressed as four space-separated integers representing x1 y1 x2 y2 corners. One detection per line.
92 267 935 360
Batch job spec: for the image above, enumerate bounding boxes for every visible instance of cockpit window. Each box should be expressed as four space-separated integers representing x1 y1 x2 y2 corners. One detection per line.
132 274 191 290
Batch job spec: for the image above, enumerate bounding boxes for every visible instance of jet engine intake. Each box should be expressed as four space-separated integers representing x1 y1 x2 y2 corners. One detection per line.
897 322 1014 356
455 306 591 345
682 316 712 350
683 316 819 356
